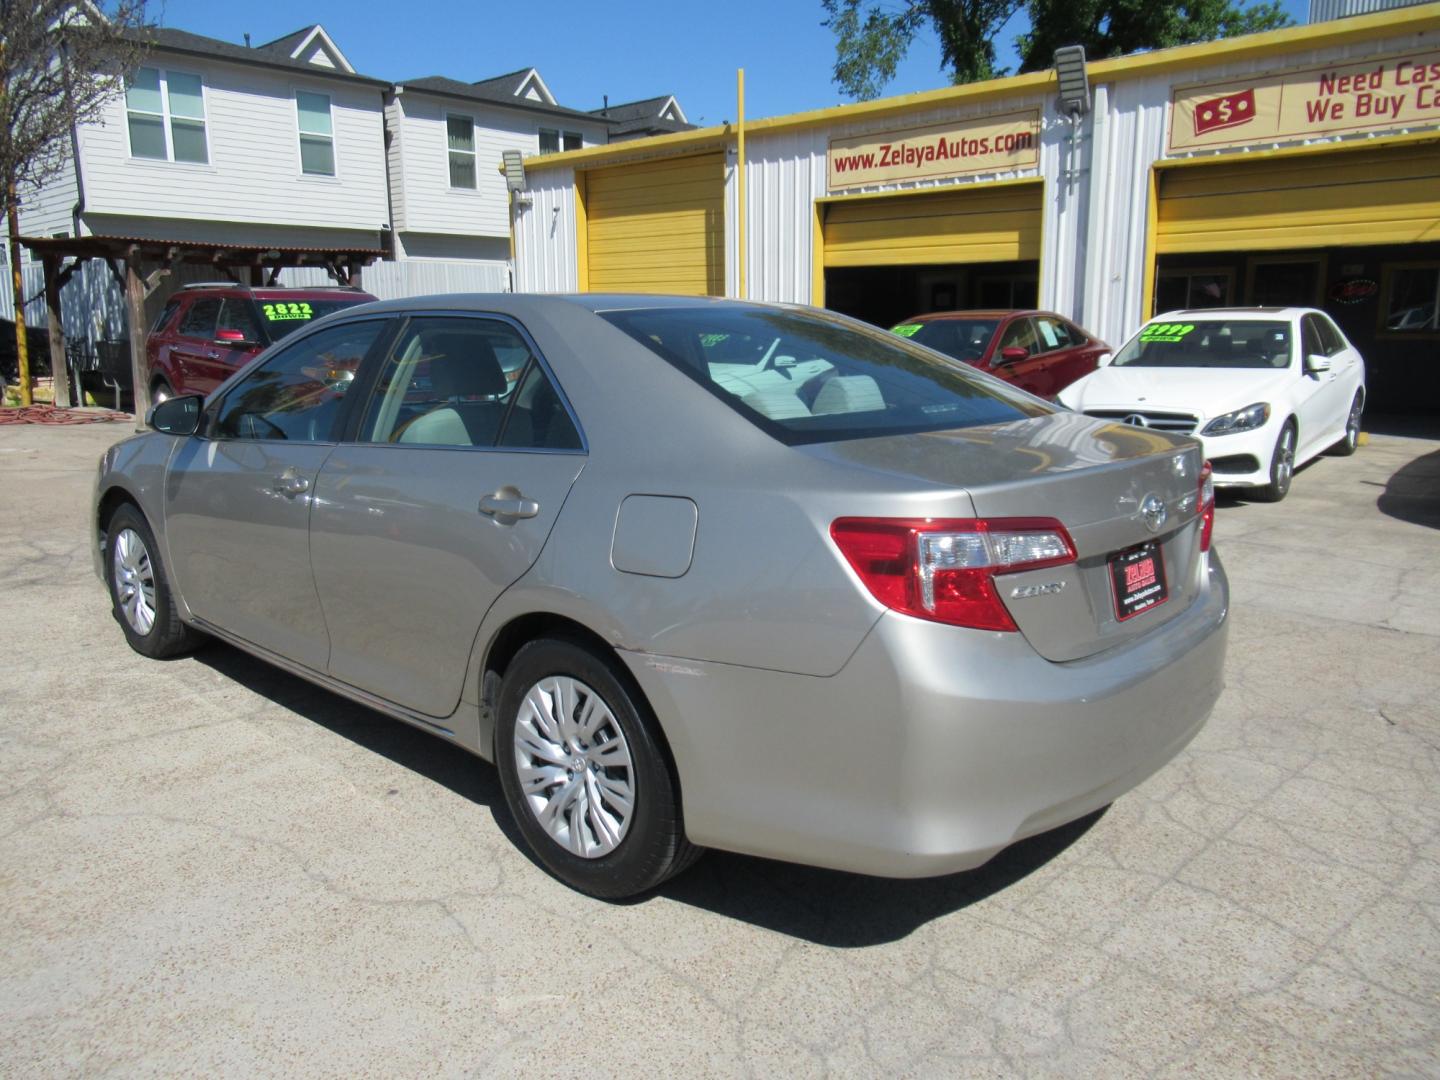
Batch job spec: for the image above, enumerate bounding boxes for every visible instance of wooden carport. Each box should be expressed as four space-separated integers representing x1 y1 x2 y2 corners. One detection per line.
18 233 386 426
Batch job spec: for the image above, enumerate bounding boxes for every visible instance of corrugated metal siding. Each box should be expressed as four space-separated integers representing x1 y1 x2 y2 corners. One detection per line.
1310 0 1428 22
513 169 579 293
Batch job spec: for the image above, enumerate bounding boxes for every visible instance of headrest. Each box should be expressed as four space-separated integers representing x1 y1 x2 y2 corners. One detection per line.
424 332 506 398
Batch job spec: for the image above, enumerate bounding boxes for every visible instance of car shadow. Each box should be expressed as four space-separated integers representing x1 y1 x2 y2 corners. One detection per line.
1375 448 1440 530
194 641 1104 946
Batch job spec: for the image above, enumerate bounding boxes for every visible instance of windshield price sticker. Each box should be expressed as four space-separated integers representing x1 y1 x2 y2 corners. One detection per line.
262 301 314 321
892 324 923 338
1140 323 1195 343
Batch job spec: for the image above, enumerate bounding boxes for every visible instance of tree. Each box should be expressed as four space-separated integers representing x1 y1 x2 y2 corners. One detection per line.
1015 0 1290 73
823 0 1291 100
1 1 149 406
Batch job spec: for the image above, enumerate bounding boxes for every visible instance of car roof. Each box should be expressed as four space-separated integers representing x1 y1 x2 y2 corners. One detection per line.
176 283 374 298
907 310 1041 320
1151 306 1315 320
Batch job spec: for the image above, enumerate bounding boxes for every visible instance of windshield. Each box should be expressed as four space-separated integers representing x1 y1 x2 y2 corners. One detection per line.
893 318 1000 364
259 298 373 342
1113 319 1293 369
600 306 1048 445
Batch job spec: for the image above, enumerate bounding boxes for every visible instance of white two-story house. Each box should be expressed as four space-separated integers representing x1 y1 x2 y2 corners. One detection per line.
22 24 390 258
384 68 611 281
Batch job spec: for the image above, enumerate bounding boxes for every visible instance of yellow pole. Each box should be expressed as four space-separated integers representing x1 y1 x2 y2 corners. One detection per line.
736 68 746 300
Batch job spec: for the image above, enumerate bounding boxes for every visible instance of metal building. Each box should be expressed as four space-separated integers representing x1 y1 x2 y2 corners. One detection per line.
512 5 1440 413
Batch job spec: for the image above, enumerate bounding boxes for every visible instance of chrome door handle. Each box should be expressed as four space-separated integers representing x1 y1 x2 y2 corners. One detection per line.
479 490 539 520
273 472 310 496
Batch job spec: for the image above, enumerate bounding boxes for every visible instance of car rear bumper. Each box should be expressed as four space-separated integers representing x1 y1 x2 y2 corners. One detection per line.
622 550 1229 879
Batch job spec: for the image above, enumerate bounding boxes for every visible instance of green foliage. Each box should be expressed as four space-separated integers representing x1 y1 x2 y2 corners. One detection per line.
823 0 1294 99
1015 0 1292 73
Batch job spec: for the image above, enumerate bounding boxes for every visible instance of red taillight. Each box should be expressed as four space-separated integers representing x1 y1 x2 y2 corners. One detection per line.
1198 462 1215 552
830 517 1076 632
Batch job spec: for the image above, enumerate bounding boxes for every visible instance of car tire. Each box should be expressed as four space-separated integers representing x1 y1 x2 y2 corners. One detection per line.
495 637 703 898
1329 391 1363 457
151 378 175 406
105 503 205 659
1254 421 1297 503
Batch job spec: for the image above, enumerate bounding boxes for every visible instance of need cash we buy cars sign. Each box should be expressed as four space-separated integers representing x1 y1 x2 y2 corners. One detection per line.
827 110 1041 191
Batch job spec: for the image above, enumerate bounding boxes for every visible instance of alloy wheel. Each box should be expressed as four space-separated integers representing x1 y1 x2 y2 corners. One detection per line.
113 527 157 635
1275 427 1296 494
1346 397 1362 450
512 676 635 858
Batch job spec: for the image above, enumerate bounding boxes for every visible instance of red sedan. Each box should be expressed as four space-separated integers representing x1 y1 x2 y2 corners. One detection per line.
892 310 1111 398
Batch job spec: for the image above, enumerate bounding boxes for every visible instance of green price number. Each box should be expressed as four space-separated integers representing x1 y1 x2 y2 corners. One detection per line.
891 323 923 338
1139 322 1194 343
262 301 314 321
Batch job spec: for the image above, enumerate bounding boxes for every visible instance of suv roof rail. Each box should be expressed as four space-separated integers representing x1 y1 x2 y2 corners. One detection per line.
177 282 368 292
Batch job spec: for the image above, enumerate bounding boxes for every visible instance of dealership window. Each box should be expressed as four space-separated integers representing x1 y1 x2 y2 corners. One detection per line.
126 67 209 163
296 91 335 176
1380 263 1440 335
538 129 582 155
1155 269 1233 313
447 114 477 189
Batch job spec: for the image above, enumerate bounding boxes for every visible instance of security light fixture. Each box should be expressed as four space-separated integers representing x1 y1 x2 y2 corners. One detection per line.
502 149 527 193
1054 45 1090 119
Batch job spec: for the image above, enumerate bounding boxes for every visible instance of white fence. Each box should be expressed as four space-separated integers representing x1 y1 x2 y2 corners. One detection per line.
0 257 511 348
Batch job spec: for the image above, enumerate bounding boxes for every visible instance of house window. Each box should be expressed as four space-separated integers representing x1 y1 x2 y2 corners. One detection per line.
563 131 582 152
538 128 559 155
126 66 209 163
1380 263 1440 335
447 114 476 189
296 91 335 176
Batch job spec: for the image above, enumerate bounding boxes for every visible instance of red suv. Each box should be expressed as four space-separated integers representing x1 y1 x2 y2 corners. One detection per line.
147 284 378 401
891 310 1111 398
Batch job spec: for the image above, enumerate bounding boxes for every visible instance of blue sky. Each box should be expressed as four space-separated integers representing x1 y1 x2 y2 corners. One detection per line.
160 0 1313 126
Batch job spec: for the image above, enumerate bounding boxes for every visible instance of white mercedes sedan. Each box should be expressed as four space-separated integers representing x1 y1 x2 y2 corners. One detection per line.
1059 308 1366 501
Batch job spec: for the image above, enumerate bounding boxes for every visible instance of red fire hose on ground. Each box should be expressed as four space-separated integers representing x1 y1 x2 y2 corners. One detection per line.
0 405 131 425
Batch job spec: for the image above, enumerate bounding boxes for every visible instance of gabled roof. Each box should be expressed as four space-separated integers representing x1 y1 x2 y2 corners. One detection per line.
254 24 356 73
129 26 386 86
590 94 688 125
397 75 607 124
470 67 556 105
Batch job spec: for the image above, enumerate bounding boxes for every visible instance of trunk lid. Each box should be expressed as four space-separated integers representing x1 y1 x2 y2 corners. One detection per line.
810 411 1207 661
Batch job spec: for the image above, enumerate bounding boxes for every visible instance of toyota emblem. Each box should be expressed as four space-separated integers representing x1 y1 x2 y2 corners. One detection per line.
1141 493 1168 533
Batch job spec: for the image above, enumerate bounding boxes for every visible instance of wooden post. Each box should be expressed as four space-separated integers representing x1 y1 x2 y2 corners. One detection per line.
43 255 71 408
348 260 362 291
125 250 149 430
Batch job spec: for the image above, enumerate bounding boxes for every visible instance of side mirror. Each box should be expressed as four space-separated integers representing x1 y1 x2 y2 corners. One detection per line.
215 329 256 346
1304 353 1332 375
147 394 203 436
1096 351 1113 368
998 346 1029 364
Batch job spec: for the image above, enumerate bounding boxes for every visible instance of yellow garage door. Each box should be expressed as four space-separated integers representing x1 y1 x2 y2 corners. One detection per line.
823 182 1042 267
1156 141 1440 253
584 154 724 295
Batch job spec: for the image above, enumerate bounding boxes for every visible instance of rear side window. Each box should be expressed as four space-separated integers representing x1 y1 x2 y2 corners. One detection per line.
359 316 580 450
178 298 221 339
600 306 1047 445
151 298 181 334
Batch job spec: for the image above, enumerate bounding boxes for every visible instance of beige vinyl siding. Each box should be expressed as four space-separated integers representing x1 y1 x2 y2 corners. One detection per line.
822 182 1043 268
76 57 387 231
585 153 725 294
1156 141 1440 253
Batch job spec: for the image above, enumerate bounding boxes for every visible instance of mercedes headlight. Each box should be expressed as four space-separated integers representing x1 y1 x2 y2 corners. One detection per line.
1201 402 1271 437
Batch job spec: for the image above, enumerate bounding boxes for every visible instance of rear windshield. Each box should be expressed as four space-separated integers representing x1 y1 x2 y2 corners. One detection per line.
893 318 1000 364
259 298 373 341
1113 320 1293 369
599 306 1048 445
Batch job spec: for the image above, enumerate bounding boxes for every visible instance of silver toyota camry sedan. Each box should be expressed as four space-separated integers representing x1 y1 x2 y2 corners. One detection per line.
94 295 1228 898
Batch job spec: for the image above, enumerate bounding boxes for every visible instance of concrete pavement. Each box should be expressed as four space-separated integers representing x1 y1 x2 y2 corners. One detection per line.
1 419 1437 1077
